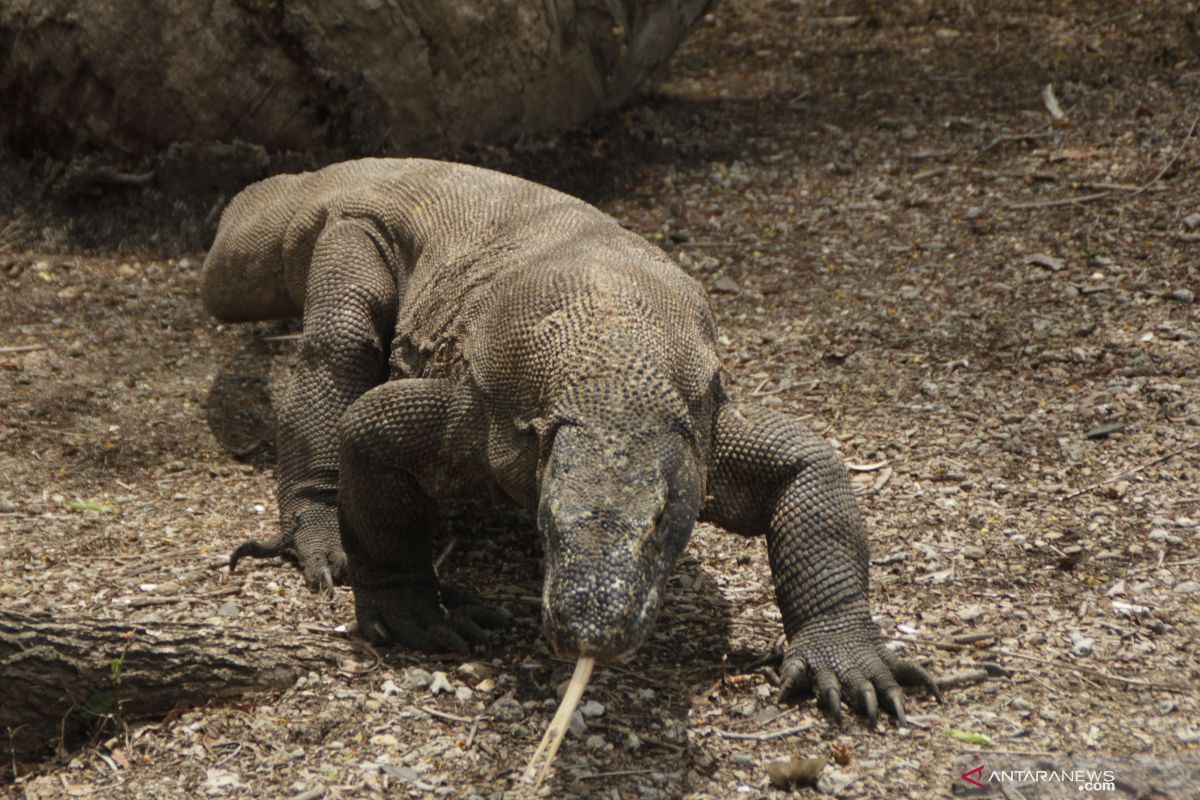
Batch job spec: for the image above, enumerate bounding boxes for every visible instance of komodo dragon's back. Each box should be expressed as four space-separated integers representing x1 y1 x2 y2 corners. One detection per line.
202 158 940 731
201 159 698 327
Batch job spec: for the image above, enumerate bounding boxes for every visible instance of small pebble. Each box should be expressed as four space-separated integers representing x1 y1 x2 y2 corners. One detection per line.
401 668 433 690
817 766 856 795
580 700 605 718
487 696 524 722
1068 630 1095 656
958 604 984 622
962 545 986 560
713 275 740 293
767 756 826 790
429 671 453 695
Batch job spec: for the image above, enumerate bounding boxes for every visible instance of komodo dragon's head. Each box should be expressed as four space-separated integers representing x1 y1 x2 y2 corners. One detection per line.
536 413 704 661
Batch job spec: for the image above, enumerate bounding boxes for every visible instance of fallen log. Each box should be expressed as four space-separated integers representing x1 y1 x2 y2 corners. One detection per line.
0 609 354 763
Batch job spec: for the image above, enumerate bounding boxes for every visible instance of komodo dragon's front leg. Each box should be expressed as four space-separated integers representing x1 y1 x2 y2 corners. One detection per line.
336 379 512 652
702 403 941 725
230 219 397 591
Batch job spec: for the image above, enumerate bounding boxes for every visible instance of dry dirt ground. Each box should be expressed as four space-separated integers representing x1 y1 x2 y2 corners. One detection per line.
2 1 1199 798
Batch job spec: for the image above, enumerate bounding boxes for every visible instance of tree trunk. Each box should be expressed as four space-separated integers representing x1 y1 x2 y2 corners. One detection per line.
0 0 715 161
0 610 354 763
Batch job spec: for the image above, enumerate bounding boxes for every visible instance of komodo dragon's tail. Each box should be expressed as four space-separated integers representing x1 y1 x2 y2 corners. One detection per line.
201 173 307 323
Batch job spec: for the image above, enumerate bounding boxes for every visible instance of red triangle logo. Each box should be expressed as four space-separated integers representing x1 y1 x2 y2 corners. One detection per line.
961 764 985 788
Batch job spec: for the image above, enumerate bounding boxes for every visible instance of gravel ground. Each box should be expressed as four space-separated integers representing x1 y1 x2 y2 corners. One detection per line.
2 2 1198 798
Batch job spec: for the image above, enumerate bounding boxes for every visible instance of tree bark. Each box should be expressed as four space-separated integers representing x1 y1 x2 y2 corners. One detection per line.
0 610 354 763
0 0 715 161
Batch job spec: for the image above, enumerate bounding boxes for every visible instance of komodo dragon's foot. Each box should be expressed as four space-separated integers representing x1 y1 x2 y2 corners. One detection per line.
229 508 349 593
353 577 513 654
778 613 942 727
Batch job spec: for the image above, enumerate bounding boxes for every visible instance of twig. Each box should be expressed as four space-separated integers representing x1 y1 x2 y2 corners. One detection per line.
1041 84 1067 123
0 344 47 354
994 648 1194 695
588 721 685 753
420 706 476 724
578 768 659 781
260 334 302 342
959 749 1059 757
1061 442 1199 500
1123 111 1200 200
716 721 813 741
1007 191 1112 210
1008 112 1199 210
981 129 1052 153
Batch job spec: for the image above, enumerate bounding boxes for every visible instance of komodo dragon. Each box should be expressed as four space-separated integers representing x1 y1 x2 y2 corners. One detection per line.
201 158 939 724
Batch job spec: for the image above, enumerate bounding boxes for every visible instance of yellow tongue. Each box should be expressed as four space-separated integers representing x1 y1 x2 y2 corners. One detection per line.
520 656 595 789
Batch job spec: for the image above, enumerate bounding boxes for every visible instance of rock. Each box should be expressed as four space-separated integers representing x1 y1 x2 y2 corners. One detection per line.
380 765 421 782
1086 422 1126 439
568 710 587 736
458 661 495 682
1172 581 1200 594
401 667 433 690
216 602 238 618
429 671 453 695
1149 528 1181 545
962 545 986 560
1184 213 1200 230
958 604 984 623
816 766 856 795
1068 630 1094 655
767 757 825 790
713 275 740 293
580 700 605 718
487 696 524 722
919 380 940 398
1025 254 1065 272
380 679 402 696
1167 288 1195 303
369 732 399 747
454 686 473 703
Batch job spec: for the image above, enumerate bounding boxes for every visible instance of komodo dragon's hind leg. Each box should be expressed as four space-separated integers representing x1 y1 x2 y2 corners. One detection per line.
228 219 398 592
337 378 512 654
701 403 941 726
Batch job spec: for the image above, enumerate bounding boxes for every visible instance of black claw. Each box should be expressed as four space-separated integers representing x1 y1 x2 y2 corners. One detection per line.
884 687 908 727
229 536 283 572
894 660 942 697
820 686 843 723
858 683 878 727
318 566 335 595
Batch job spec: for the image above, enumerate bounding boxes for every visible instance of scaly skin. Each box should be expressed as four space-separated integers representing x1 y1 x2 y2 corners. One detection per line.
202 158 940 724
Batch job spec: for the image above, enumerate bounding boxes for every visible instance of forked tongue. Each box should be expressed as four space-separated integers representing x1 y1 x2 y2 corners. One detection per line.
520 656 595 789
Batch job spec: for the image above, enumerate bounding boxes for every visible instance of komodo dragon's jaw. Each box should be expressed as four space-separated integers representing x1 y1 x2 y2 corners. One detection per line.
536 422 703 661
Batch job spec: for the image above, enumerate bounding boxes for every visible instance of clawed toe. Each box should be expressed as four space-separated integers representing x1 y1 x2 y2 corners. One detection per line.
780 621 941 727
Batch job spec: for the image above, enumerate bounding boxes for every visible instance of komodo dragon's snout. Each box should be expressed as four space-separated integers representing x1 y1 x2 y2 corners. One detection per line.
537 421 703 660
